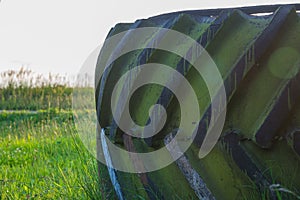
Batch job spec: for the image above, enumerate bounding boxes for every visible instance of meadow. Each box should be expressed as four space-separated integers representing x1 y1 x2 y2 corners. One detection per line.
0 68 112 199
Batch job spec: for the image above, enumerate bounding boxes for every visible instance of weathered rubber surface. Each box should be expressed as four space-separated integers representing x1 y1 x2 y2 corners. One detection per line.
96 4 300 199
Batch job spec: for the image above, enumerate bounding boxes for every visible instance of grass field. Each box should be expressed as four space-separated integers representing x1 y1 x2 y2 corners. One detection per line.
0 69 111 199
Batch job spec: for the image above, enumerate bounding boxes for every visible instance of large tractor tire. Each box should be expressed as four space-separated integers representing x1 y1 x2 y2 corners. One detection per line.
95 4 300 199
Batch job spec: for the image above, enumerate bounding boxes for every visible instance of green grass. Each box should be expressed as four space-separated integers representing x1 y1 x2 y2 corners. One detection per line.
0 110 110 199
0 68 94 110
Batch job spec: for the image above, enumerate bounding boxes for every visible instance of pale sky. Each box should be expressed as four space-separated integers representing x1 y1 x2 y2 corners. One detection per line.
0 0 298 75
